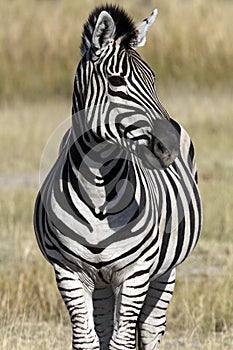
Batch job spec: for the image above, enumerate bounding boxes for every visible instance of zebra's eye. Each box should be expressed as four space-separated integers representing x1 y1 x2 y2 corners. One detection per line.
108 75 126 87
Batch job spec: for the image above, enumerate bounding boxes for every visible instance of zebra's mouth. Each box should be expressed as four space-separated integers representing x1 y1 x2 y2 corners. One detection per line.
121 119 179 169
136 143 164 169
137 139 176 170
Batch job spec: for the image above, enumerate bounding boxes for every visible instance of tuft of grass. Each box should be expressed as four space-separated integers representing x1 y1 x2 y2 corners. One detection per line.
1 318 72 350
0 0 232 101
0 190 62 319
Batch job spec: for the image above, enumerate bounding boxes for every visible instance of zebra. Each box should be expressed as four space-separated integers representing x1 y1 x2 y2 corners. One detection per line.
34 5 202 350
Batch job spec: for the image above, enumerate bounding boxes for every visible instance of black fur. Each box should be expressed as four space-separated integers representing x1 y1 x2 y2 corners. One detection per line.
81 4 137 55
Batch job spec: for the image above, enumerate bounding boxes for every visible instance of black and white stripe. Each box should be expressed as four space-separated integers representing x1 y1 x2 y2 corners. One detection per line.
34 5 202 350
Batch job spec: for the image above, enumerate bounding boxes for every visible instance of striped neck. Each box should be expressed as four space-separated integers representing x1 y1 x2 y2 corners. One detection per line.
67 125 138 219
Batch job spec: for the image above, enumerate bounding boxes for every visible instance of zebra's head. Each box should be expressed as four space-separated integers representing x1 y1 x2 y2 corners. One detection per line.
73 5 179 169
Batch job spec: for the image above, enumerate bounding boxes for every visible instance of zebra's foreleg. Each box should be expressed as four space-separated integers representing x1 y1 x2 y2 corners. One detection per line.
53 263 100 350
138 268 176 350
109 272 150 350
93 284 114 349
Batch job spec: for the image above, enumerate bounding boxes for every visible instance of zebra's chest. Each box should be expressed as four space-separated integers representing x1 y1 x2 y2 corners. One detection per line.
46 160 154 248
77 167 108 215
64 179 145 244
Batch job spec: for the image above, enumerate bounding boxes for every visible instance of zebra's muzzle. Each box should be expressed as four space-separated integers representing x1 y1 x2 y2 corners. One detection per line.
136 119 180 170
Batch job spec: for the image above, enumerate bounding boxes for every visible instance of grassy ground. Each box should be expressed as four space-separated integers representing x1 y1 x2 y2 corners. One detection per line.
0 88 232 349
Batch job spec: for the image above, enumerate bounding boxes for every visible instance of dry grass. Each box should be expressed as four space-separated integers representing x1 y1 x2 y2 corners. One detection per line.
0 0 232 100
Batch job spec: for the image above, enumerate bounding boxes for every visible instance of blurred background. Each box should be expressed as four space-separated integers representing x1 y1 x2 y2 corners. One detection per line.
0 0 232 100
0 0 232 349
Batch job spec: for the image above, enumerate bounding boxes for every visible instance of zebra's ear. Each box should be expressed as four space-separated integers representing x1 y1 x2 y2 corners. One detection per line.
92 11 116 50
133 9 158 49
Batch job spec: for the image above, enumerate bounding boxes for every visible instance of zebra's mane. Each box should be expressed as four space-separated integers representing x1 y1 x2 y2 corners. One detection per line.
81 4 137 55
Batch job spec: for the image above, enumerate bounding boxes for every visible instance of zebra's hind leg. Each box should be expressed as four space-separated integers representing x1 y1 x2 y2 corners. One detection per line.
53 263 100 350
138 268 176 350
93 284 114 349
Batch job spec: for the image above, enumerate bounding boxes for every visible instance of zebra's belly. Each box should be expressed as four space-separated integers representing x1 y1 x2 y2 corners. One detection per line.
41 200 201 287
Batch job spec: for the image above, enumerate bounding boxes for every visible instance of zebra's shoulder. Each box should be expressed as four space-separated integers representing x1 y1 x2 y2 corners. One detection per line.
170 118 198 183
